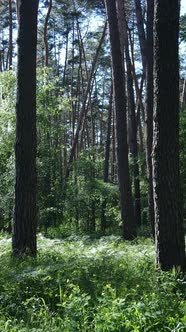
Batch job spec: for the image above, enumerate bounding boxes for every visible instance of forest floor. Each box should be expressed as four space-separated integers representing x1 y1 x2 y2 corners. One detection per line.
0 233 185 331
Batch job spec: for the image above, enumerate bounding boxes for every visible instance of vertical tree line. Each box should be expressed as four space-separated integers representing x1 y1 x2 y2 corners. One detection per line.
104 0 185 270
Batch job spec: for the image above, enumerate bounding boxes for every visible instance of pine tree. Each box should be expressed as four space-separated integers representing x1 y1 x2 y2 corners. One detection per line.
153 0 186 271
104 0 136 240
12 0 39 256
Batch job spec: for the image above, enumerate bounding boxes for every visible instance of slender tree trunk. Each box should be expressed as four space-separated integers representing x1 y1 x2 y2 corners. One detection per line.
62 29 69 87
181 79 186 111
137 103 145 153
153 0 186 271
8 0 13 69
133 0 147 75
129 30 145 123
0 51 2 72
12 0 39 256
71 16 75 142
111 105 116 182
101 84 113 233
89 97 96 233
43 0 53 213
105 0 136 240
104 86 113 184
2 30 5 71
146 0 154 236
43 0 52 67
124 22 141 227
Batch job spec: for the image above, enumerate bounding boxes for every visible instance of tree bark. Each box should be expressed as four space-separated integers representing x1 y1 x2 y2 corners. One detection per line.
124 22 141 228
145 0 154 236
12 0 39 256
105 0 136 240
153 0 186 271
111 105 117 183
116 0 125 62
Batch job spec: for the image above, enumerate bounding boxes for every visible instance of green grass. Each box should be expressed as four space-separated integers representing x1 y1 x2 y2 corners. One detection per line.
0 234 185 331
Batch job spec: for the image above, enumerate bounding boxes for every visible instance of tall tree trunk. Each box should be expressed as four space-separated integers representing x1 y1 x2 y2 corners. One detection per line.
12 0 39 256
124 22 141 228
62 28 69 87
105 0 136 240
153 0 185 271
128 30 145 123
133 0 147 75
146 0 154 236
116 0 125 62
8 0 13 69
181 79 186 111
0 51 2 72
43 0 52 67
101 84 113 233
111 105 117 182
43 0 53 213
2 30 5 71
71 16 75 142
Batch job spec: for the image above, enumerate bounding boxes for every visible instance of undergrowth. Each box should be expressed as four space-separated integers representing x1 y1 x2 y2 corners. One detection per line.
0 234 185 331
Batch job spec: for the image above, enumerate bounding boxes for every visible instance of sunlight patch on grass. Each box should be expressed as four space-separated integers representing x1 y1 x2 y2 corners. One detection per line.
0 234 185 331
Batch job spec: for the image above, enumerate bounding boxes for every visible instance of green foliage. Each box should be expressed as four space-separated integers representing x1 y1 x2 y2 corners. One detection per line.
62 148 120 235
36 67 72 229
0 71 16 229
0 70 121 234
0 69 185 236
0 235 185 331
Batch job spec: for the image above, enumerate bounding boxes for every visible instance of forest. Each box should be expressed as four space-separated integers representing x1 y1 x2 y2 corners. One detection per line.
0 0 186 331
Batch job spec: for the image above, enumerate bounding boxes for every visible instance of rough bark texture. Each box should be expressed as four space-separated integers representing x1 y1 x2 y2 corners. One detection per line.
12 0 38 256
153 0 186 271
146 0 154 236
116 0 125 62
105 0 136 240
